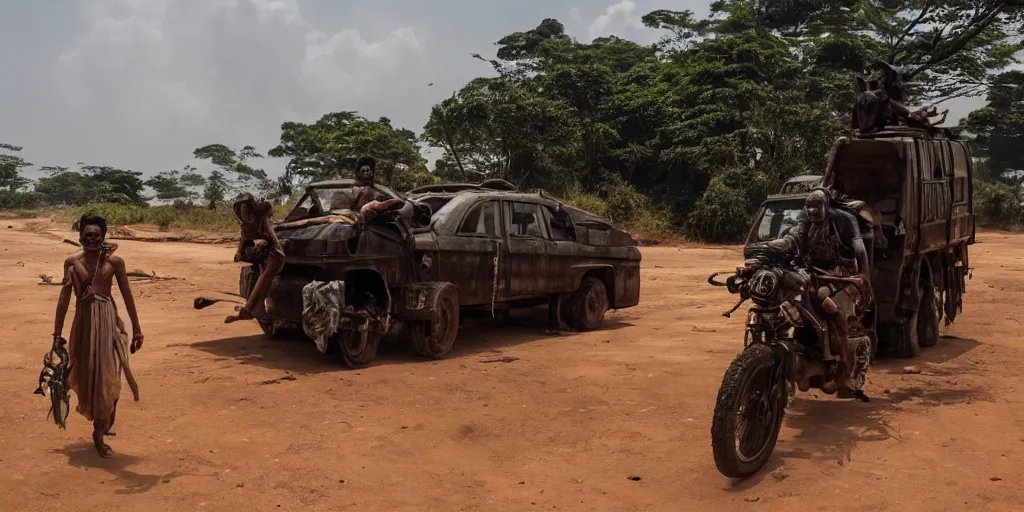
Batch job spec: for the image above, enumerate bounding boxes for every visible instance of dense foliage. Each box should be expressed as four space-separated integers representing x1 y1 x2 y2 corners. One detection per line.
3 1 1022 237
960 70 1024 227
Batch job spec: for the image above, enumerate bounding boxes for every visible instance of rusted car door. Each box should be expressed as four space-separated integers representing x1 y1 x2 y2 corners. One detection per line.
540 205 584 294
435 199 506 306
502 200 555 298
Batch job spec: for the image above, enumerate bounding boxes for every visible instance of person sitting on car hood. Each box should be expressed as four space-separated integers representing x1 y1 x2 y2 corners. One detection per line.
328 156 412 222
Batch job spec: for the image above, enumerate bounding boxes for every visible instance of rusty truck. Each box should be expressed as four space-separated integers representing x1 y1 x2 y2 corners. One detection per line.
745 126 975 358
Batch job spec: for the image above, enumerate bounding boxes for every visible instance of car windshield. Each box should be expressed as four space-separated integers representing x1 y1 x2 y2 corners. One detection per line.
284 186 362 220
749 201 806 244
429 195 463 227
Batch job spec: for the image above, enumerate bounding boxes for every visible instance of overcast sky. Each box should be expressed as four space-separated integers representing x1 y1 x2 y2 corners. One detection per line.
0 0 985 181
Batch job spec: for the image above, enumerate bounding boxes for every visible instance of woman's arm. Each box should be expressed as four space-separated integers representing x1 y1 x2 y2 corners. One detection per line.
113 256 144 351
53 258 75 337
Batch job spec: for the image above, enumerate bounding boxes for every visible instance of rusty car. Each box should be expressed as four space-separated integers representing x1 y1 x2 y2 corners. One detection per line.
238 179 642 368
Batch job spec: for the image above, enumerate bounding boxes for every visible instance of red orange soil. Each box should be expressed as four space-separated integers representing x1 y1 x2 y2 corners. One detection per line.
1 219 1023 511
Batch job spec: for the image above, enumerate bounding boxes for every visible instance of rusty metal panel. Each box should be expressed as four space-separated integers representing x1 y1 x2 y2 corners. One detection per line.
952 142 970 177
903 138 922 257
615 260 641 308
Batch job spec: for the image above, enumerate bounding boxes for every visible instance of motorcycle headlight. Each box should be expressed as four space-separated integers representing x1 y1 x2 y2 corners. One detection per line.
748 269 779 301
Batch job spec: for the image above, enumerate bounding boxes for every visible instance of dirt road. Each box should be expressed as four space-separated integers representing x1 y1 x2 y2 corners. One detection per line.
2 219 1023 511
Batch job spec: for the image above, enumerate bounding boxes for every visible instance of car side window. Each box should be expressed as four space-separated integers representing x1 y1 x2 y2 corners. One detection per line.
546 206 575 241
458 201 499 237
506 202 545 237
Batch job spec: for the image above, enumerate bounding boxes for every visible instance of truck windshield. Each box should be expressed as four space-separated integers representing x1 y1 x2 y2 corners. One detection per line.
748 201 806 244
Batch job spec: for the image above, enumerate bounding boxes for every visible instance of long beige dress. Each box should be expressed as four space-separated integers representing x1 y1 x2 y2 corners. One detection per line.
62 245 139 426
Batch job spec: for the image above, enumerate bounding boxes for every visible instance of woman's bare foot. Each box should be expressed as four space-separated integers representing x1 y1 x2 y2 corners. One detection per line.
93 433 113 458
224 307 255 324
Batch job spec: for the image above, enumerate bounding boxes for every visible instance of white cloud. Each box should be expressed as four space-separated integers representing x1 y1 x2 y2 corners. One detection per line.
48 0 424 174
587 0 644 41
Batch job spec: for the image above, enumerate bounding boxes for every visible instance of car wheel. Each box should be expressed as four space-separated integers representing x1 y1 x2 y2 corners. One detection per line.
569 277 609 331
337 329 381 369
412 283 460 359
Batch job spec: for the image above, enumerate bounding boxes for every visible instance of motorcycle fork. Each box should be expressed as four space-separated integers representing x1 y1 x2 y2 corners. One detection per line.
743 311 759 348
769 343 793 412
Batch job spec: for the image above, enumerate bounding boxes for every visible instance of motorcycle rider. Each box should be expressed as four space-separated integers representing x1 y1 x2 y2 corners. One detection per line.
762 187 873 396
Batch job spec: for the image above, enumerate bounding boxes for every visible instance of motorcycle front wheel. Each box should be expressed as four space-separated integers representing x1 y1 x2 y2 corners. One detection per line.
711 343 786 478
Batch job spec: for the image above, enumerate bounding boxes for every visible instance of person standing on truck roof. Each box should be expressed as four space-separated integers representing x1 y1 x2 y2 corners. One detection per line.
762 187 874 397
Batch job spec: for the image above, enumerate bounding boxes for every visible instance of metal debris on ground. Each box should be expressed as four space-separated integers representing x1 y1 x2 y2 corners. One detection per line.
38 269 176 285
479 356 519 364
259 373 298 385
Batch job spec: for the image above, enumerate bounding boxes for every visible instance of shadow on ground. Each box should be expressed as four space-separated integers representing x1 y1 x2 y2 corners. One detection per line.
723 351 990 491
874 335 982 370
57 442 184 495
187 306 633 374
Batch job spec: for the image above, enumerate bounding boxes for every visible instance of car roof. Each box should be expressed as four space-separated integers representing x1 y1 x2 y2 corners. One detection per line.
306 178 359 188
760 193 810 205
303 179 404 198
407 179 517 195
430 190 617 233
786 175 822 184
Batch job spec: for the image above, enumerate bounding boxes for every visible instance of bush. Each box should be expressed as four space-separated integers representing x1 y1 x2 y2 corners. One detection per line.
685 176 752 243
563 184 609 218
561 179 676 241
0 190 42 210
38 201 242 234
974 180 1023 229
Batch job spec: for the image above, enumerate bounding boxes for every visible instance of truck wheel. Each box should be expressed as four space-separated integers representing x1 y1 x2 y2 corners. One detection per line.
894 278 940 358
895 310 922 358
257 319 280 337
412 283 460 359
337 330 381 369
917 279 941 348
568 277 609 331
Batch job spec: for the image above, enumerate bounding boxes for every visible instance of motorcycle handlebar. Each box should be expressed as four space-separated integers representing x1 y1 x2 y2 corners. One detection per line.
707 271 731 287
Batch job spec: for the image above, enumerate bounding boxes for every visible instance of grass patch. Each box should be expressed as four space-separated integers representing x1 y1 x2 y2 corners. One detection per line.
22 202 242 234
11 190 682 244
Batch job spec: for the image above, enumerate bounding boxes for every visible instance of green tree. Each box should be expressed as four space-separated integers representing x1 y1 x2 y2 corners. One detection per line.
193 143 269 194
654 1 1024 103
0 143 32 192
34 164 147 206
145 165 206 202
959 70 1024 227
269 112 437 191
960 71 1024 181
203 170 230 209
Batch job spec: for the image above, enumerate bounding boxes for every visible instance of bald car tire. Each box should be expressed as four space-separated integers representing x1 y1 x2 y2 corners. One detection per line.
411 283 460 359
568 277 609 332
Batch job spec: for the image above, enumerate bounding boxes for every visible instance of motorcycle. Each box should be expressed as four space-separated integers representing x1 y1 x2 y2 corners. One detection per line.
707 245 872 478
